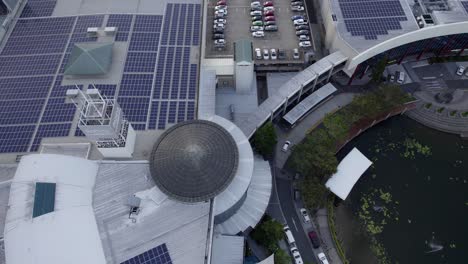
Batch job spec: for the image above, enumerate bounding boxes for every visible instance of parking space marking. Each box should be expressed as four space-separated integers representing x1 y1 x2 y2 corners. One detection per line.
292 218 299 231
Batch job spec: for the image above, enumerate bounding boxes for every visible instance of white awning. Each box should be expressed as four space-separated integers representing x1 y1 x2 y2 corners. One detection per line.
325 148 372 200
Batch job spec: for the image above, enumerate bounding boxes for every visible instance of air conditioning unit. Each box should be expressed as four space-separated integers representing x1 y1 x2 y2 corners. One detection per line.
104 27 117 35
87 27 99 35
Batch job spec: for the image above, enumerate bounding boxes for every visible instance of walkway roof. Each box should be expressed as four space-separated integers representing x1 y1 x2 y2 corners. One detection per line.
283 83 337 125
325 148 372 200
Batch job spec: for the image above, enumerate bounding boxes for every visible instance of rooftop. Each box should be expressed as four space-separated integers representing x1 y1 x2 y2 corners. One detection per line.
150 120 239 203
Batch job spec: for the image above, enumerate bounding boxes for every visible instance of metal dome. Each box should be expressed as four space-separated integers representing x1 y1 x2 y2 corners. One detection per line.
150 120 239 203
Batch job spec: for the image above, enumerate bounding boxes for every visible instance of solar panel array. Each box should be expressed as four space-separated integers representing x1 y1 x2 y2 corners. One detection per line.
0 2 201 153
121 243 172 264
338 0 408 40
462 2 468 13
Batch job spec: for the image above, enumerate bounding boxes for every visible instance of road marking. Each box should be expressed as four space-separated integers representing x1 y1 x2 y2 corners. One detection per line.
291 218 298 231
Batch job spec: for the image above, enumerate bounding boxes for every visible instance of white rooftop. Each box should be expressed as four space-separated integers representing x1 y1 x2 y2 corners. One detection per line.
325 148 372 200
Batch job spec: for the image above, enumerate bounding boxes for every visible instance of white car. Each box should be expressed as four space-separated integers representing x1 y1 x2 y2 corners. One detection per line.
317 252 329 264
251 1 261 7
213 19 226 24
299 41 311 48
263 6 275 11
215 5 227 11
456 66 465 76
214 39 225 46
250 10 262 16
281 140 291 152
292 250 304 264
215 10 227 16
270 48 277 60
300 208 310 223
213 23 225 29
293 48 299 59
298 35 310 41
252 31 265 37
255 48 262 59
263 48 269 60
292 5 305 11
293 19 306 26
250 25 264 32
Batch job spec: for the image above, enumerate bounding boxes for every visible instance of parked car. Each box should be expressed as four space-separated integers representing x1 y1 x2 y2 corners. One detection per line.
294 189 300 200
278 49 286 60
252 31 265 37
299 41 311 47
213 23 225 29
456 65 465 76
264 21 276 26
295 24 309 30
212 34 224 39
251 6 262 11
292 250 304 264
296 29 309 35
214 39 225 46
293 48 299 59
308 231 320 248
291 1 303 6
251 1 261 7
298 35 309 41
397 71 405 84
292 5 305 11
291 15 304 21
215 13 225 19
263 1 274 7
255 48 262 59
389 74 395 82
250 10 262 16
215 9 227 16
263 6 275 11
282 140 291 151
270 48 277 60
264 25 278 31
263 48 269 60
264 15 275 21
300 208 310 223
215 5 227 11
264 10 274 16
217 0 226 5
213 27 224 34
250 25 264 32
317 252 329 264
293 19 307 26
252 20 263 26
214 18 226 24
251 15 262 21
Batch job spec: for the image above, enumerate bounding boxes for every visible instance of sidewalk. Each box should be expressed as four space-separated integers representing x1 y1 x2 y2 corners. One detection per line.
315 208 343 264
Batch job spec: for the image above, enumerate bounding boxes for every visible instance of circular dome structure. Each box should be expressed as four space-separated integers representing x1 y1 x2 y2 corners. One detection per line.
150 120 239 203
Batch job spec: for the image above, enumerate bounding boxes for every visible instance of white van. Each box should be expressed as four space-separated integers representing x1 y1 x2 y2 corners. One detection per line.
397 71 405 84
283 226 296 245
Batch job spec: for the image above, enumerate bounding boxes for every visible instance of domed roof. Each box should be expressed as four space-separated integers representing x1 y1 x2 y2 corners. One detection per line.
150 120 239 203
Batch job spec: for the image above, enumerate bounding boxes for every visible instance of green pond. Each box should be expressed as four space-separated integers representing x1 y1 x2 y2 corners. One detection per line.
337 115 468 264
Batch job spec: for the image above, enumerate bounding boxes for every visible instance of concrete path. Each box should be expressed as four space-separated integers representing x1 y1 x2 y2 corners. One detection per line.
316 208 344 264
275 93 356 169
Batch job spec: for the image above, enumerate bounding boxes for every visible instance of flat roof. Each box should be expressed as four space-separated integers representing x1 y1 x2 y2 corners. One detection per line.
325 148 372 200
283 83 337 125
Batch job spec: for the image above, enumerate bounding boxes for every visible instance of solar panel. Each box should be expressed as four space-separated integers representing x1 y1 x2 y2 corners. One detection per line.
50 76 83 97
129 32 161 52
192 4 201 46
20 0 57 18
124 52 158 73
160 4 173 45
108 15 134 41
117 97 150 122
158 101 168 129
187 101 195 120
462 1 468 13
167 101 177 123
148 101 159 129
119 74 154 97
93 84 117 98
131 123 147 130
338 0 407 39
177 101 186 122
1 34 69 56
161 47 175 99
0 54 62 77
31 123 71 152
0 99 44 125
0 125 35 153
169 4 180 45
177 5 187 44
170 47 183 99
188 64 197 99
74 15 105 33
0 76 53 100
41 98 76 123
134 15 163 32
120 243 172 264
10 17 75 37
184 4 193 46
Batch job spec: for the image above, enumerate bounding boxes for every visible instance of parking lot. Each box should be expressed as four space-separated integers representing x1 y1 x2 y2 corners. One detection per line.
205 0 311 61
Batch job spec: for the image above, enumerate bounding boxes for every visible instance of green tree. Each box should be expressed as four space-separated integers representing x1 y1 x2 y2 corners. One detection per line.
274 249 291 264
251 215 284 253
371 56 388 83
300 177 329 210
253 122 277 158
323 112 351 142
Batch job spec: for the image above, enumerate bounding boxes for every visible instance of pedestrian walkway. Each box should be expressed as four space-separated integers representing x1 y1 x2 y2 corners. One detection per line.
316 208 344 264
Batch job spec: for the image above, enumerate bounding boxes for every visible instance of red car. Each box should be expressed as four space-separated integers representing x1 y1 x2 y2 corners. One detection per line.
264 16 275 21
263 1 274 6
263 10 274 16
308 231 320 249
217 0 226 5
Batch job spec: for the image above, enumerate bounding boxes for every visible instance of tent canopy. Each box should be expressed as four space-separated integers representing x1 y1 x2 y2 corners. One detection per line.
64 42 114 75
325 148 372 200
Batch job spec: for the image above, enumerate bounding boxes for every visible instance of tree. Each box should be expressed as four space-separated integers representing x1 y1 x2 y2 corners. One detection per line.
300 177 329 210
253 122 277 158
274 249 291 264
323 112 351 142
251 215 284 253
371 56 388 83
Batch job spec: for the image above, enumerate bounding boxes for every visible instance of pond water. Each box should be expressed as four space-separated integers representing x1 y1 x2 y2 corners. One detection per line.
337 115 468 264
